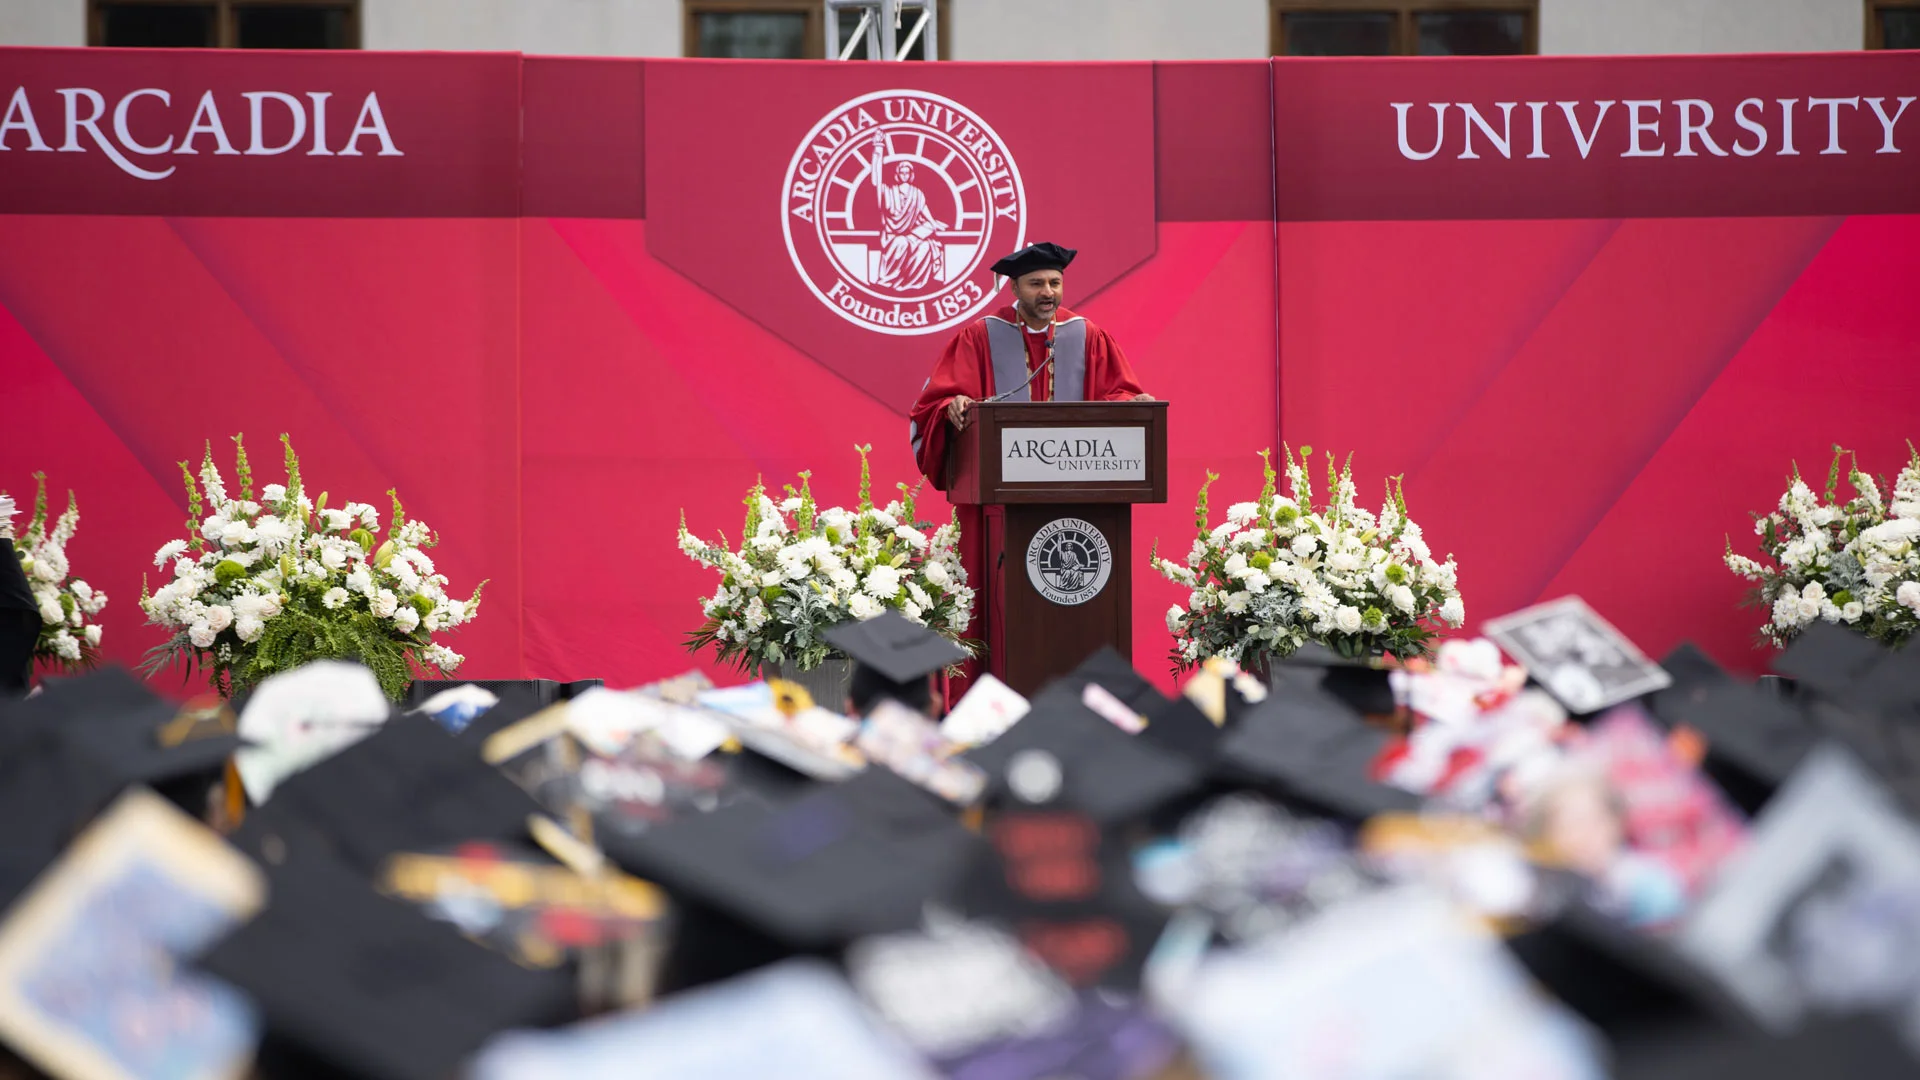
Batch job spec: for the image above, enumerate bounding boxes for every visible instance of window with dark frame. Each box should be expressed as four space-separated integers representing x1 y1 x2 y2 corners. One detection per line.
1271 0 1537 56
684 0 946 60
1868 1 1920 49
90 0 359 49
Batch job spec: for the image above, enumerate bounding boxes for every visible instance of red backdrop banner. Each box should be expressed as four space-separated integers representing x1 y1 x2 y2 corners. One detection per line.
1 48 1914 694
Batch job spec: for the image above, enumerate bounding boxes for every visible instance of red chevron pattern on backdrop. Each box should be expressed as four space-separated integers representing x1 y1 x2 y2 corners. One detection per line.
1 48 1915 692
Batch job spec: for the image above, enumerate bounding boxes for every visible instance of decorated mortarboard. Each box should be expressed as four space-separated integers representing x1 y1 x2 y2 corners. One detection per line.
233 660 392 804
601 779 983 950
468 959 938 1080
1062 648 1222 764
990 241 1076 280
231 712 544 880
0 788 264 1080
1212 676 1422 823
824 610 967 685
196 844 578 1080
960 749 1171 994
1484 596 1672 715
965 685 1204 827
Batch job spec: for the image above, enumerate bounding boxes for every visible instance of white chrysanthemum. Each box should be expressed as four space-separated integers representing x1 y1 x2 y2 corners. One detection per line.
849 592 884 620
1226 502 1261 526
1334 605 1364 634
322 588 350 610
1209 521 1237 542
153 539 188 568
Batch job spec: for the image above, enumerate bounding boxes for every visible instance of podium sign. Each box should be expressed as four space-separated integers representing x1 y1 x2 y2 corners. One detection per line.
947 401 1169 695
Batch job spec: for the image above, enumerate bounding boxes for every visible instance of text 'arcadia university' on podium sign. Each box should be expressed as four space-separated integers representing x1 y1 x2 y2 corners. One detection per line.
948 401 1169 695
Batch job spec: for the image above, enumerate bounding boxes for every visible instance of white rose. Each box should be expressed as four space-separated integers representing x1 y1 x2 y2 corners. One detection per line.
371 590 399 618
235 615 264 643
1166 604 1185 634
1334 605 1364 634
1388 583 1416 614
1329 549 1363 573
321 545 348 571
1898 581 1920 613
206 605 234 632
864 564 902 598
84 624 102 648
922 561 951 589
393 606 421 633
189 621 218 648
1801 581 1826 601
322 588 350 610
848 592 883 620
1440 596 1465 626
220 521 256 547
1841 601 1865 622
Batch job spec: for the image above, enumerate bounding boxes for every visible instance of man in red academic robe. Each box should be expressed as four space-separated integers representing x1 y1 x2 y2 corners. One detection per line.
908 242 1155 691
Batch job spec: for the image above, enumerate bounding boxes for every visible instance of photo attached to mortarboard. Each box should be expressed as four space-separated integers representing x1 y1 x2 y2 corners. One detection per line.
1483 597 1672 715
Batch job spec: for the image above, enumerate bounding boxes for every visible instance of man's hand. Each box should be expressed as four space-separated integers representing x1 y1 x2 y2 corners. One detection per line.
946 395 975 430
1132 392 1157 402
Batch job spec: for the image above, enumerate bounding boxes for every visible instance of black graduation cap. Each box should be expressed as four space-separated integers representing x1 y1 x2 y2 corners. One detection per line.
1059 647 1222 764
196 844 578 1080
21 667 242 787
0 720 126 911
964 684 1205 826
450 681 558 753
989 241 1076 280
1614 1013 1918 1080
600 778 984 952
824 609 966 684
1653 679 1818 815
1648 642 1736 727
1273 642 1400 719
1212 668 1421 822
1505 899 1764 1044
1771 622 1887 701
230 712 543 880
0 538 35 697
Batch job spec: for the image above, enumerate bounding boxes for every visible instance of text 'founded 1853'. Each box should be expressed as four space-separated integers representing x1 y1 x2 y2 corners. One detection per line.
1000 427 1146 484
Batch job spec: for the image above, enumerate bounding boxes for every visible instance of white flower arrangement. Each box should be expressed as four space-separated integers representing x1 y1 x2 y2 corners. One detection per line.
139 435 484 701
1153 446 1464 672
1725 443 1920 649
678 446 976 674
2 475 108 671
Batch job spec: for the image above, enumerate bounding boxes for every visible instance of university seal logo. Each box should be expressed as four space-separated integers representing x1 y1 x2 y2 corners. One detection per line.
1026 518 1112 607
782 89 1026 336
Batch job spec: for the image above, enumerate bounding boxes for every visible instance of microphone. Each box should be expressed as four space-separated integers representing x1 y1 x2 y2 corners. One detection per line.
985 302 1057 404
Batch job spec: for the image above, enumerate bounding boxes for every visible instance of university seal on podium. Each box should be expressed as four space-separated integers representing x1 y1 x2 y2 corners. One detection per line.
1027 518 1112 607
782 89 1026 336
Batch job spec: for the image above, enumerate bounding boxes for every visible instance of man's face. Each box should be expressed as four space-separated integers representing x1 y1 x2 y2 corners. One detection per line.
1012 270 1064 321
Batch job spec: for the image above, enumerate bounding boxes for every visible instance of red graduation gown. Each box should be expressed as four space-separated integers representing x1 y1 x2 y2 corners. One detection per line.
908 306 1146 693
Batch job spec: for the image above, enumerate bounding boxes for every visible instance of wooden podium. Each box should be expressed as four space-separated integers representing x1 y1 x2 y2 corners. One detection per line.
946 401 1169 696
